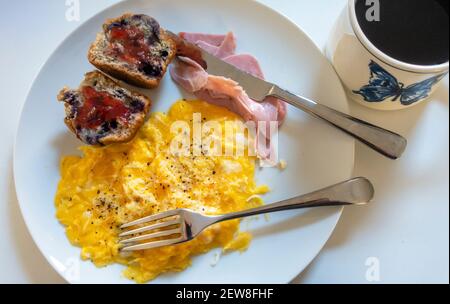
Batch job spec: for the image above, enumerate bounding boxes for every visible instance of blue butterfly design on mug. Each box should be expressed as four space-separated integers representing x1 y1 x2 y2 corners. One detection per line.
353 60 446 105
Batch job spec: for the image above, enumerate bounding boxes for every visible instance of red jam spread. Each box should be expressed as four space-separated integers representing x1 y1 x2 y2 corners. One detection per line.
108 25 150 66
75 86 130 130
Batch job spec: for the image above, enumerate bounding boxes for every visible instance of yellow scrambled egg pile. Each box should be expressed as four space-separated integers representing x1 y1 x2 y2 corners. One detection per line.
55 100 268 283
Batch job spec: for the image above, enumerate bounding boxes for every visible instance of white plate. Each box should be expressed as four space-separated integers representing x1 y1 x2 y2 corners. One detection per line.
14 0 354 284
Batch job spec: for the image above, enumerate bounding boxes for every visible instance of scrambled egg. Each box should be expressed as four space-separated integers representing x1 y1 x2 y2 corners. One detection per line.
55 100 268 283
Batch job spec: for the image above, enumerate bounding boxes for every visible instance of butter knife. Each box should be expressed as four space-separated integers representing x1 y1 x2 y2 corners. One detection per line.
167 31 407 159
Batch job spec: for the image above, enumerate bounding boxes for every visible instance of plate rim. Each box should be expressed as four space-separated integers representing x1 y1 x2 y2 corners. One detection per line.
13 0 354 284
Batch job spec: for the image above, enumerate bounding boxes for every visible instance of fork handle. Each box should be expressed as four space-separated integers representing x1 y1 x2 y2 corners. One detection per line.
269 86 407 159
212 177 374 223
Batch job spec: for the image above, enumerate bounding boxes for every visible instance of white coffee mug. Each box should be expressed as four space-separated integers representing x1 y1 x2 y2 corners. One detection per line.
326 0 449 111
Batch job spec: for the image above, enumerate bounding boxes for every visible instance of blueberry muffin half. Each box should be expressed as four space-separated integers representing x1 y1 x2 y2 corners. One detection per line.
57 71 151 145
88 13 177 89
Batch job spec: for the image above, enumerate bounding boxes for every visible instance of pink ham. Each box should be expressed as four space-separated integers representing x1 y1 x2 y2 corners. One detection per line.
172 33 286 124
170 33 287 161
180 32 227 46
224 54 264 78
171 57 274 121
186 32 237 58
223 54 287 123
171 57 278 125
169 56 208 92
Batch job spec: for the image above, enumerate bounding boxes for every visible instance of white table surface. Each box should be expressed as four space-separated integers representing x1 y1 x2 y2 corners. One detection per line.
1 0 448 284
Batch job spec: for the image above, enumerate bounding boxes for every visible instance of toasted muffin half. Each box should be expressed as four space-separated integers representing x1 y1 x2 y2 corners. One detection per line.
57 71 151 145
88 13 176 89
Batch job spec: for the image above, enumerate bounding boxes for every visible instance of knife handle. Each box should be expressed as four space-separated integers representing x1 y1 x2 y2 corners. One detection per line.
269 86 407 159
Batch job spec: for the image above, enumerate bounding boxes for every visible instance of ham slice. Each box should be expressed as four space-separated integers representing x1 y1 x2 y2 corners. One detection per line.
169 56 208 92
171 56 275 123
224 54 264 78
181 32 237 59
199 33 236 58
179 32 227 47
170 32 287 161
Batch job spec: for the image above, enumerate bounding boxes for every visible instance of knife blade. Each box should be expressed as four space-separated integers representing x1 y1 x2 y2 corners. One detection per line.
166 31 407 159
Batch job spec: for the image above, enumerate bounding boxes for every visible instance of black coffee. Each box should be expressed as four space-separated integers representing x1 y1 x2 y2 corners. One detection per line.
355 0 449 66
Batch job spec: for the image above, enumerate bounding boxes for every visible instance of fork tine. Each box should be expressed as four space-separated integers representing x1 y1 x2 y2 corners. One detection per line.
118 218 181 237
120 228 181 244
121 236 185 251
120 209 180 229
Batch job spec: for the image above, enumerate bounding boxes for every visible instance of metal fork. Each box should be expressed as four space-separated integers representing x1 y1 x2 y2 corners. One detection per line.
119 177 374 251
